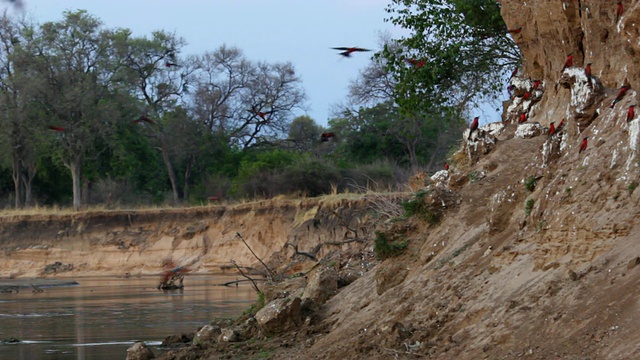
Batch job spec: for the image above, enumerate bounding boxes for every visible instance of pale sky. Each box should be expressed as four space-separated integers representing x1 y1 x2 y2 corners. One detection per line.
2 0 405 127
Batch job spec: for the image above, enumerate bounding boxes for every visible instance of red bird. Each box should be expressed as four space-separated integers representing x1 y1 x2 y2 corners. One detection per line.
562 52 573 71
523 91 531 101
165 62 180 68
247 109 272 120
406 58 426 68
467 116 479 140
320 132 335 142
47 125 65 132
616 1 623 23
519 112 528 124
610 84 631 108
556 118 566 133
510 67 519 78
444 162 450 171
131 115 155 125
579 137 588 154
627 105 636 122
547 122 556 138
508 27 522 34
332 47 371 58
584 63 592 86
532 79 542 91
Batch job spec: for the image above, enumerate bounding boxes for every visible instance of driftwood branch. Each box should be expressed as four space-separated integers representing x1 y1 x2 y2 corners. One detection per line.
230 260 261 294
285 242 319 262
236 232 276 282
324 237 368 246
217 278 268 287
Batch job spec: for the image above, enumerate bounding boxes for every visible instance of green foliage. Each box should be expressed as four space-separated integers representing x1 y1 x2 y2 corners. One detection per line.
401 189 441 225
525 199 534 216
382 0 521 113
627 181 638 193
524 176 538 192
374 231 408 259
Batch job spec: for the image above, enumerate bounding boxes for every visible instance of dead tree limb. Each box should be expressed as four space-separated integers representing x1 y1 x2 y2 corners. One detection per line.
285 242 319 262
230 260 262 294
217 278 268 287
236 232 276 282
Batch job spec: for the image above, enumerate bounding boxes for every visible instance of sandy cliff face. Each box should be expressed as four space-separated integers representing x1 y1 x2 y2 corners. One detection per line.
0 195 396 278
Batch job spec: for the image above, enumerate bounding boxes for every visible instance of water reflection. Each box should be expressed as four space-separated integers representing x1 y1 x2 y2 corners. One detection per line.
0 274 257 359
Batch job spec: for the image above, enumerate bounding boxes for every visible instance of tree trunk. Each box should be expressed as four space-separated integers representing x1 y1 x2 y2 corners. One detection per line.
183 155 194 202
160 141 180 204
68 161 82 210
12 151 23 209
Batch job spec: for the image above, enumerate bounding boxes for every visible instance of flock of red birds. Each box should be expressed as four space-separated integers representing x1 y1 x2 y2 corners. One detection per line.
461 0 635 172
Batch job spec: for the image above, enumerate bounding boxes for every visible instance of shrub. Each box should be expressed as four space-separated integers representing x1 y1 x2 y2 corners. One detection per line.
524 176 538 192
525 199 534 216
374 231 408 259
401 189 441 225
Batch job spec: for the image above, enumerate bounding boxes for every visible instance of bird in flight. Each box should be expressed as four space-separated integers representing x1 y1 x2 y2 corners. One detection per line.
332 47 371 58
131 115 155 125
47 125 65 132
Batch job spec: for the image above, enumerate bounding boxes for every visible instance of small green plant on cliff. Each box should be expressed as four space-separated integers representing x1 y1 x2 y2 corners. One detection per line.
524 176 539 192
525 199 535 216
627 181 638 193
401 189 441 225
374 231 408 259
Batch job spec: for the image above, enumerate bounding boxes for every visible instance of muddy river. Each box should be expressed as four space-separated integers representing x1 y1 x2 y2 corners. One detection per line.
0 274 256 359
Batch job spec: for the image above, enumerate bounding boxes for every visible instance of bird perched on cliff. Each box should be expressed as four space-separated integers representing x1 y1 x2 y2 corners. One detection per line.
616 1 623 23
508 27 522 35
579 137 588 154
584 63 593 87
547 122 556 138
444 162 449 171
532 79 542 91
519 112 528 124
556 118 566 133
523 91 532 101
510 67 519 79
467 116 479 140
610 84 632 108
627 105 636 122
332 47 371 58
562 53 573 72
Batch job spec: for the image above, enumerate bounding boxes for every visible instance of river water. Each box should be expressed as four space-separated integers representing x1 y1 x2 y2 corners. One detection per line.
0 275 257 359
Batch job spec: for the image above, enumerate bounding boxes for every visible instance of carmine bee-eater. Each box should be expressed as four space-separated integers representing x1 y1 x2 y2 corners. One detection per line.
406 58 426 68
165 62 180 68
519 112 527 124
508 27 522 34
331 47 371 58
467 116 479 140
610 84 632 108
562 52 573 71
510 67 519 79
547 122 556 138
627 105 636 122
444 162 449 171
47 125 65 132
320 132 335 142
247 109 272 120
131 115 155 125
532 79 542 91
556 118 566 133
616 1 623 23
585 63 592 86
579 137 588 154
523 91 531 101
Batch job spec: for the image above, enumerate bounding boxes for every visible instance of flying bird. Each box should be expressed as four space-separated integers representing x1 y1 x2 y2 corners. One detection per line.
467 116 479 140
508 27 522 34
579 137 588 154
165 62 180 68
627 105 636 122
131 115 155 125
47 125 65 132
610 84 631 108
332 47 371 58
562 52 573 71
320 132 335 142
616 1 623 23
